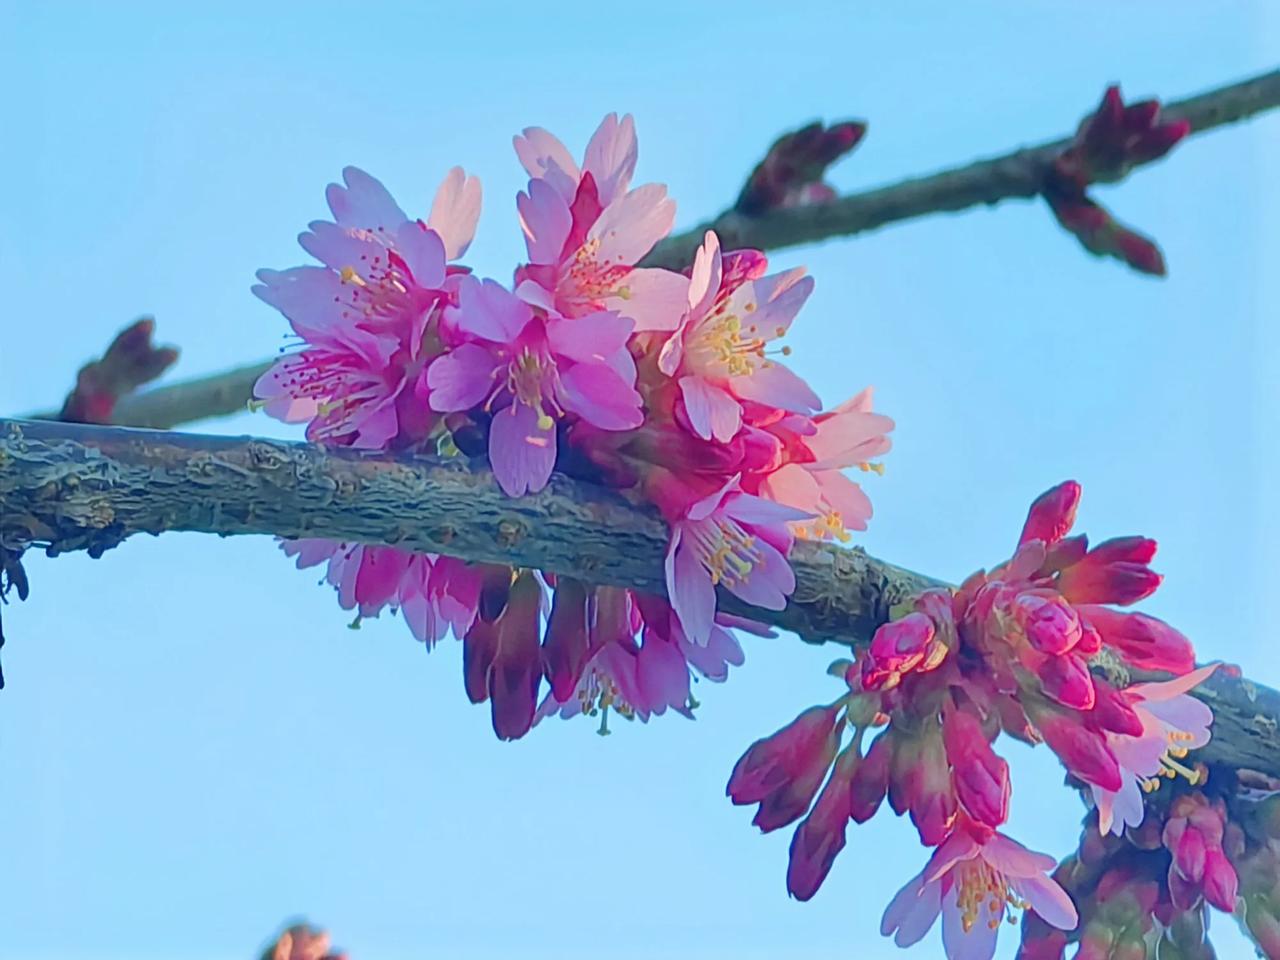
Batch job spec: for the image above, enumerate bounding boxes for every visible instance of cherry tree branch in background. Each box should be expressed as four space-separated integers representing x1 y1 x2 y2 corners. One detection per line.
2 417 1277 778
21 67 1278 432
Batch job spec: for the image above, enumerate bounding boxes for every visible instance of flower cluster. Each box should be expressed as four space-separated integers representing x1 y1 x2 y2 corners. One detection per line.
727 481 1219 960
254 115 891 738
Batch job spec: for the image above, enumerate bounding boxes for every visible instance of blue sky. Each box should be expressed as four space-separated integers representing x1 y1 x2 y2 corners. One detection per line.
1 3 1277 958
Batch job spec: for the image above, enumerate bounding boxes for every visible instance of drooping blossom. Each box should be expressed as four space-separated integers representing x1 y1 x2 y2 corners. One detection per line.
756 387 894 541
255 165 480 448
536 587 747 731
658 231 821 443
881 824 1078 960
1091 664 1218 836
657 474 808 646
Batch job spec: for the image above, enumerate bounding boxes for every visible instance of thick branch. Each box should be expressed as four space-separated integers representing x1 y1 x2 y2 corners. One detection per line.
27 69 1277 433
2 418 1277 777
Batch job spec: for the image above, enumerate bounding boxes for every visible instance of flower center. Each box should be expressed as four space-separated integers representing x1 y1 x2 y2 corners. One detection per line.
1141 729 1203 792
495 346 561 431
955 860 1029 932
795 509 852 543
688 516 762 587
688 299 791 378
338 253 416 328
576 667 636 735
563 238 632 305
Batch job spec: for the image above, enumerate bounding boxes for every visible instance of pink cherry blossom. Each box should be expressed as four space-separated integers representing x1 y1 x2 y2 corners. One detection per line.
428 275 642 496
663 475 809 646
1092 664 1218 836
881 825 1078 960
536 588 745 731
514 114 688 332
658 231 822 443
254 165 479 448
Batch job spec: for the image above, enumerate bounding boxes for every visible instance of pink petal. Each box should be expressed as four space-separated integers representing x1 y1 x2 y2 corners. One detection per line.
489 402 556 497
518 178 572 265
582 113 638 206
451 277 534 344
687 231 723 317
688 476 742 522
636 635 691 716
980 834 1058 879
725 539 794 611
881 872 942 947
298 221 385 275
514 278 555 312
759 463 823 515
545 311 635 363
815 471 873 532
557 362 643 430
678 625 745 680
657 323 689 375
513 126 580 201
1142 696 1214 745
1129 663 1219 703
723 492 812 526
393 222 447 289
924 831 981 882
608 267 688 332
327 166 407 230
730 362 822 413
252 266 347 340
666 530 716 646
589 183 676 267
428 166 482 260
680 376 742 443
941 894 1000 960
426 343 502 412
751 268 814 337
1013 874 1079 931
254 359 321 423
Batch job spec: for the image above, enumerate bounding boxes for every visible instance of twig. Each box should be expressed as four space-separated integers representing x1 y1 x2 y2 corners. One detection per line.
1 417 1276 777
21 68 1279 432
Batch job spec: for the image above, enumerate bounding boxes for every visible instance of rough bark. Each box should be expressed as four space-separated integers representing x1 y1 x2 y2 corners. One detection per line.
2 417 1276 778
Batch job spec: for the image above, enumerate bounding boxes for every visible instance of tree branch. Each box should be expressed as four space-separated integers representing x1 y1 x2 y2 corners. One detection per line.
2 418 1276 777
23 68 1278 433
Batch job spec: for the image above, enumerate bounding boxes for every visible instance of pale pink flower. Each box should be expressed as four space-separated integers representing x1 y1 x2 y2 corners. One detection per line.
536 590 746 730
513 113 687 332
665 475 809 645
881 826 1078 960
427 275 643 496
659 231 821 443
254 165 480 447
755 389 893 541
1091 664 1217 836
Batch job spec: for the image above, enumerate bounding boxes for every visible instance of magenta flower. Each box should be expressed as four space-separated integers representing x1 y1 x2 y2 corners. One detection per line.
663 475 808 645
658 231 821 443
514 113 688 332
427 275 642 496
536 588 745 730
881 824 1078 960
254 165 480 447
1091 664 1217 836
